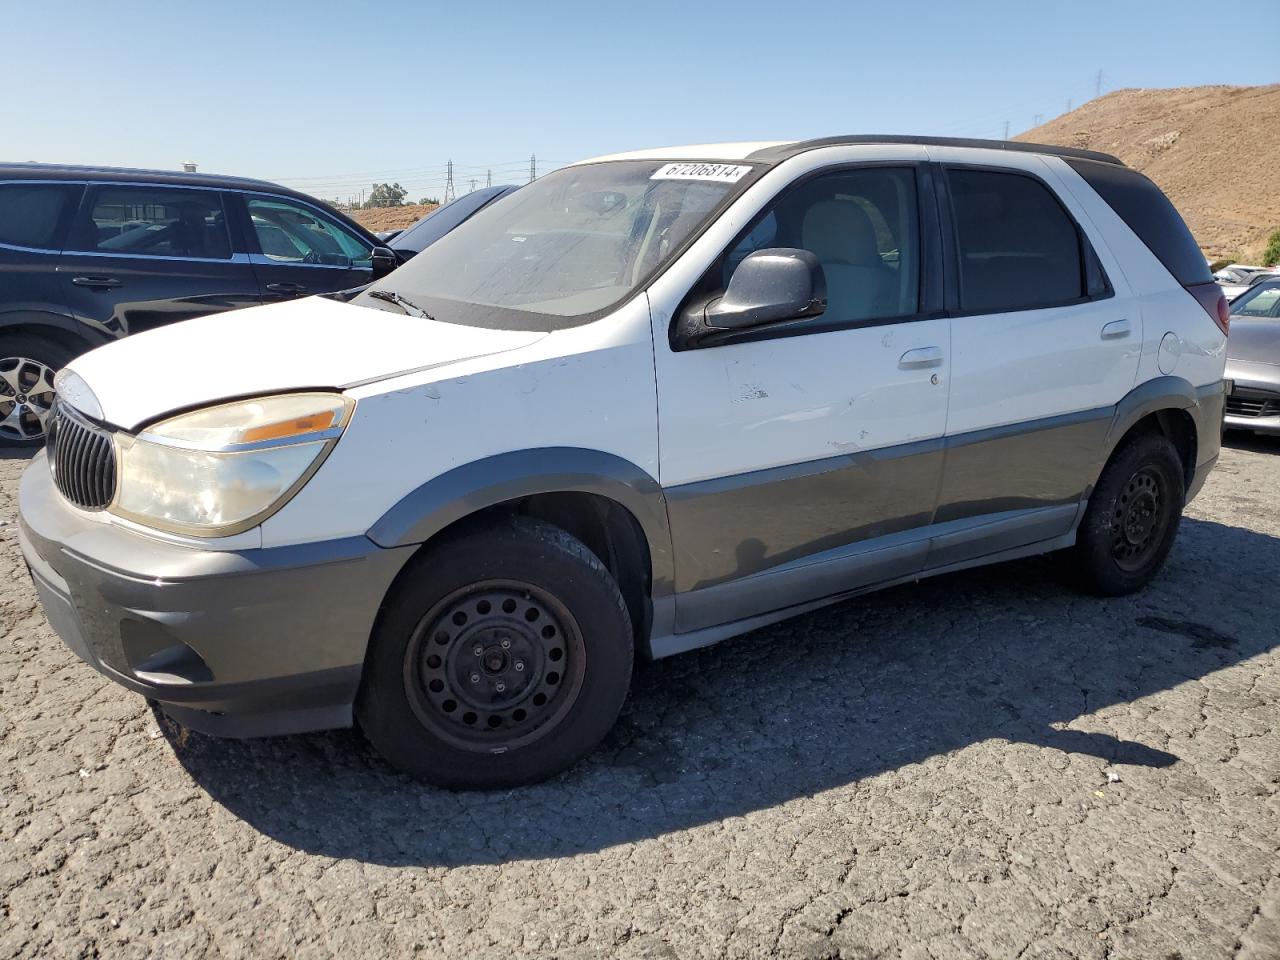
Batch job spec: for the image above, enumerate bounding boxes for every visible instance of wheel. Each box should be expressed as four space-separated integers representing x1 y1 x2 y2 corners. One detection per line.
0 334 76 447
1070 431 1186 596
357 516 633 789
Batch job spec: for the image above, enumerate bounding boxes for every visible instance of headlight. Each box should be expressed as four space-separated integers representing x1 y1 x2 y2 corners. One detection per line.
112 393 353 536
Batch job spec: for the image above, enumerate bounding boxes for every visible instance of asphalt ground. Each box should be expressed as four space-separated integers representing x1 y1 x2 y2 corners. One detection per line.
2 436 1277 959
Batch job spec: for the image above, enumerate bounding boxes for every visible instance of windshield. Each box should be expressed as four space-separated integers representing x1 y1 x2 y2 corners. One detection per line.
356 160 758 330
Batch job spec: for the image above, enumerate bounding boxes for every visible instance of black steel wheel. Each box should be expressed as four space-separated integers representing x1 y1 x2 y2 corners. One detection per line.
403 580 586 752
358 516 633 789
1071 430 1185 596
1109 466 1166 572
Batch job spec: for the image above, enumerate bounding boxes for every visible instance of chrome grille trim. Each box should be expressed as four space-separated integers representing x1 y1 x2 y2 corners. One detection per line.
48 400 117 510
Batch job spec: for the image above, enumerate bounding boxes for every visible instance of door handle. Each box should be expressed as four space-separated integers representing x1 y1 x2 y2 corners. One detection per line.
1101 319 1132 339
898 346 944 369
266 282 308 295
71 276 122 290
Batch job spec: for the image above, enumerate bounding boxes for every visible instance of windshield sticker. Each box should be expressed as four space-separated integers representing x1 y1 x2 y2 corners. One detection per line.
651 162 752 183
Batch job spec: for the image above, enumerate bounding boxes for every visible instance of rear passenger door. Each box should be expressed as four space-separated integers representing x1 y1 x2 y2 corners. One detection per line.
57 184 262 338
236 194 374 299
930 151 1139 548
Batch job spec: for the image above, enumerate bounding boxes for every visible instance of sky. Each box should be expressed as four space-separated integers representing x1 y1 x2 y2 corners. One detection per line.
2 0 1276 204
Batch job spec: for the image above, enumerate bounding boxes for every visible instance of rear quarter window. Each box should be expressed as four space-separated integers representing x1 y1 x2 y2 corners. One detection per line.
1065 159 1211 285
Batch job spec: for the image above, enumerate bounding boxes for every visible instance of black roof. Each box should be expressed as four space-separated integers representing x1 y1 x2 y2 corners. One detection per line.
747 136 1125 167
0 162 378 238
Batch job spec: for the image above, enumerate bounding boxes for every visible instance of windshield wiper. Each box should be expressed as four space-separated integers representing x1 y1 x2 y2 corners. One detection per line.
367 289 435 320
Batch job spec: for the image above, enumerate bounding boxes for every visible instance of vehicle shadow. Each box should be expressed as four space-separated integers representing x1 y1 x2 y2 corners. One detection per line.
1223 429 1280 454
162 516 1279 866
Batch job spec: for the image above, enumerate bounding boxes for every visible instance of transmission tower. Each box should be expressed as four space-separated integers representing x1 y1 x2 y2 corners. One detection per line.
469 178 477 193
1095 70 1103 98
443 160 456 203
1003 120 1010 140
486 169 492 188
529 154 537 183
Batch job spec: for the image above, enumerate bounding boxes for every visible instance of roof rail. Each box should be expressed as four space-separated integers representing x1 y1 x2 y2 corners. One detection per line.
747 135 1125 167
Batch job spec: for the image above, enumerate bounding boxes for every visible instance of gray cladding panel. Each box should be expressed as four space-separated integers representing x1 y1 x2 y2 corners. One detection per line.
664 439 944 593
934 408 1112 524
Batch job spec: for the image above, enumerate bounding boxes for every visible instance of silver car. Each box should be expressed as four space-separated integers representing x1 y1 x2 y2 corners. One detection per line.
1225 279 1280 435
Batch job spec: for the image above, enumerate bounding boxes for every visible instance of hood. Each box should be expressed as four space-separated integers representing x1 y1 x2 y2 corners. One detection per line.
1226 318 1280 366
66 296 545 430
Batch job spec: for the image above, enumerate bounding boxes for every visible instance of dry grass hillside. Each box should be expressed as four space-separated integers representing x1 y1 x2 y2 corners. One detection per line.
1017 84 1280 261
349 202 439 233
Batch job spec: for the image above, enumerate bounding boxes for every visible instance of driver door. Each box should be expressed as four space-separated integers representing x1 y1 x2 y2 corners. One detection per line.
236 194 374 299
652 163 951 633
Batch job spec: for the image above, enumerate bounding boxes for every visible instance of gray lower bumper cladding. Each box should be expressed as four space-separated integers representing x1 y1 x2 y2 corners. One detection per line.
18 454 415 737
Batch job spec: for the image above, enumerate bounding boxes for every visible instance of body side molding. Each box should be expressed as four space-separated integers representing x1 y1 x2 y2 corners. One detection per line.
366 447 675 594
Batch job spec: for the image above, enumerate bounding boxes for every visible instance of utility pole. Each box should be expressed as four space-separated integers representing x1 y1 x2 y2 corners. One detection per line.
486 169 492 188
444 159 456 203
1003 120 1010 140
529 153 537 183
1095 70 1103 98
1066 98 1073 114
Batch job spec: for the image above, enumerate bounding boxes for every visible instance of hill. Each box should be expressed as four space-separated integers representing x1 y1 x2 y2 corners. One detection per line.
1016 84 1280 261
348 202 439 234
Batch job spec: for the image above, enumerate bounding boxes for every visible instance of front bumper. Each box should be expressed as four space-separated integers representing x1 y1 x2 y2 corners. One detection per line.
18 452 416 737
1224 362 1280 435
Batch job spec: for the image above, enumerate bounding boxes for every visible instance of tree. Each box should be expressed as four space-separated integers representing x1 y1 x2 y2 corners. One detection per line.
419 196 440 206
366 182 407 208
1264 228 1280 268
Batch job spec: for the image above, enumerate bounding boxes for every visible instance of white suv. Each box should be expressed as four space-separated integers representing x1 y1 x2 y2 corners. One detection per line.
20 137 1229 788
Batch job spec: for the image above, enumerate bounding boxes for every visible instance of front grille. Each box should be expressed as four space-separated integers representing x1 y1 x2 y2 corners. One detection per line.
1225 394 1280 419
48 401 117 509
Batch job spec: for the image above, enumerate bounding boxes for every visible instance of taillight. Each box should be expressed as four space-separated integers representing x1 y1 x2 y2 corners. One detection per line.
1185 281 1230 336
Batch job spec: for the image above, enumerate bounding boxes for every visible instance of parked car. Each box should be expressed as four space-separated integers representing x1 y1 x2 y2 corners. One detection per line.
0 163 397 444
1224 278 1280 435
1216 265 1277 300
387 185 519 259
1215 265 1258 284
20 136 1227 789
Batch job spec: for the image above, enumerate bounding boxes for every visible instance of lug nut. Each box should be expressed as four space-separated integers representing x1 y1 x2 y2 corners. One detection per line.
473 646 483 657
500 638 511 649
514 660 525 672
470 673 480 684
495 682 506 693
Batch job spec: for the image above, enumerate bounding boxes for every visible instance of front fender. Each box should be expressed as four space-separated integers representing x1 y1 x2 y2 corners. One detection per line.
365 447 675 593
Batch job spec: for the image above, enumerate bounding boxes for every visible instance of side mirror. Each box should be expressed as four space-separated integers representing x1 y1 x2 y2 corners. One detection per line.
370 245 398 280
704 248 826 331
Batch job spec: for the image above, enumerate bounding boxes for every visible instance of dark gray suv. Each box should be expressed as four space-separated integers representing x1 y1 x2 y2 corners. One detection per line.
0 163 395 445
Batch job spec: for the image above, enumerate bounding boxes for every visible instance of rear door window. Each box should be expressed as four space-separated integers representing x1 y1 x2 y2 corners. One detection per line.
72 186 232 259
246 196 372 267
947 169 1094 313
0 183 81 250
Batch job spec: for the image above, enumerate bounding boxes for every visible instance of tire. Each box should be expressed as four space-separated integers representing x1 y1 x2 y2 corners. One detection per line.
357 516 633 789
1070 430 1186 596
0 333 77 447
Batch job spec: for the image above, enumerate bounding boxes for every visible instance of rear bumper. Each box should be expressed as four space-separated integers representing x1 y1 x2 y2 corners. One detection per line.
18 452 416 737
